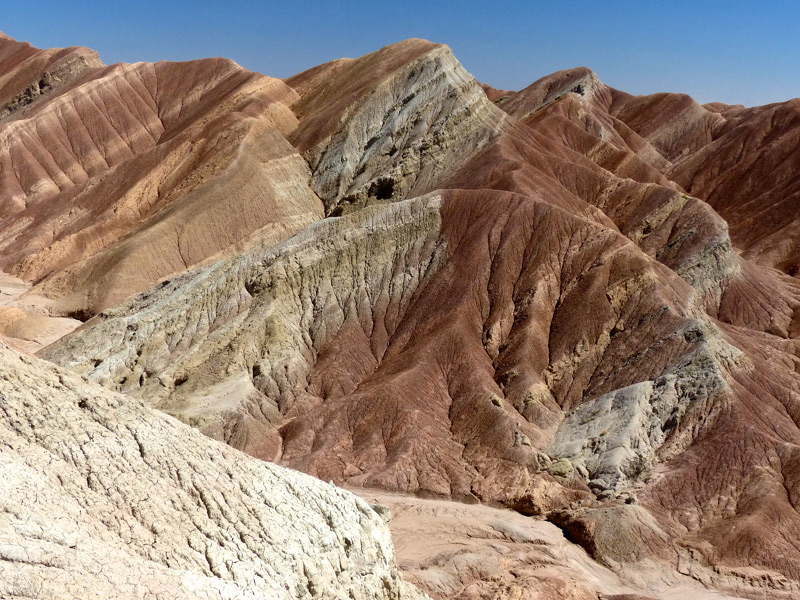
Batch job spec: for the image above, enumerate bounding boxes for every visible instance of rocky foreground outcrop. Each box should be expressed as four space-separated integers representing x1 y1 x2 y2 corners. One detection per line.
4 31 800 599
0 342 426 599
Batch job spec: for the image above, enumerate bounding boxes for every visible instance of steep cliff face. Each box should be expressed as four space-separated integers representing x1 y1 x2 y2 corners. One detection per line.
0 342 427 600
11 32 800 599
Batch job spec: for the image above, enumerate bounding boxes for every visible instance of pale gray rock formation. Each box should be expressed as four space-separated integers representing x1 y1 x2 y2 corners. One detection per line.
43 194 446 460
546 320 743 494
0 342 427 600
290 41 507 215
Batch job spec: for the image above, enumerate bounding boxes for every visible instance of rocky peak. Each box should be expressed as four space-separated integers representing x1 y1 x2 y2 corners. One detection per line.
289 39 508 215
0 36 102 122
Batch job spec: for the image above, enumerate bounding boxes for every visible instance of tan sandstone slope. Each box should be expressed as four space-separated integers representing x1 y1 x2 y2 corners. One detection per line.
356 488 758 600
10 33 800 599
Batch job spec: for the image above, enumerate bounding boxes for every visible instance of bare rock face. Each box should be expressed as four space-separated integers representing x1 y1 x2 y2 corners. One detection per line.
13 32 800 599
44 194 448 463
545 321 742 494
0 342 426 600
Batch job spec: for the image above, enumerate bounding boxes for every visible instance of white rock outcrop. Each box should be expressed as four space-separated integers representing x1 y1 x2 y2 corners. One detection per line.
0 343 427 600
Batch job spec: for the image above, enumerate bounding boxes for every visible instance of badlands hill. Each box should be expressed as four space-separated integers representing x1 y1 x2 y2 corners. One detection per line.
3 31 800 599
0 30 322 348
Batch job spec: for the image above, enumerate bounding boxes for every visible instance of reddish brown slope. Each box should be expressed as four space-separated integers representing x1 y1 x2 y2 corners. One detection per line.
541 72 800 274
0 34 323 317
669 100 800 272
479 82 514 103
481 66 800 337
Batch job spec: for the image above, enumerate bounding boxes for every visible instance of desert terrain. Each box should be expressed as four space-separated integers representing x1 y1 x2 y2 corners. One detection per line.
2 30 800 599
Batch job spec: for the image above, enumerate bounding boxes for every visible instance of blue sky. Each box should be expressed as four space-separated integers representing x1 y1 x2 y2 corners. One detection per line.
3 1 799 107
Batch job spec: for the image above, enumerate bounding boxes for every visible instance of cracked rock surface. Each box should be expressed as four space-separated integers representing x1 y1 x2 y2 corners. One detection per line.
0 342 427 600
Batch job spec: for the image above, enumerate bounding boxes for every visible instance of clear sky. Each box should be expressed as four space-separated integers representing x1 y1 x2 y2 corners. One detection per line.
2 1 799 107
